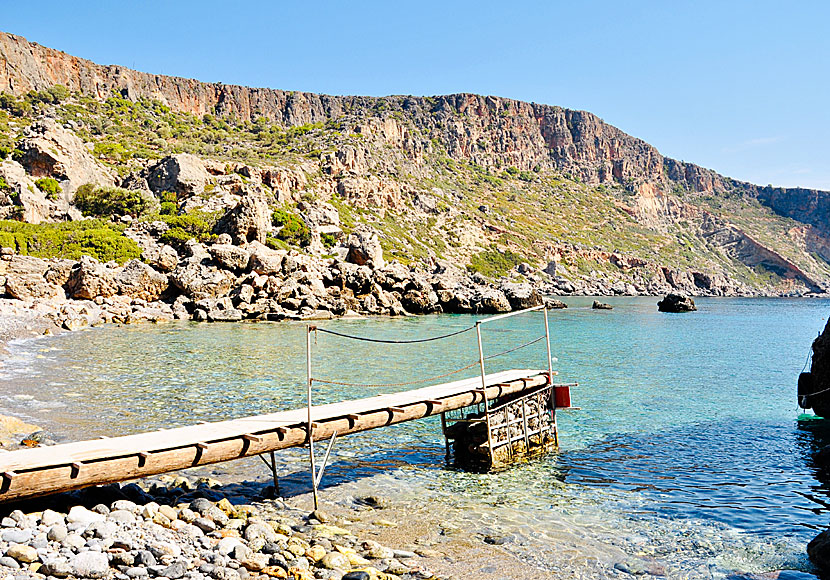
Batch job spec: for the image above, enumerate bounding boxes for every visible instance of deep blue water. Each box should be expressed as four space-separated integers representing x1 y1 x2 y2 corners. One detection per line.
2 296 830 575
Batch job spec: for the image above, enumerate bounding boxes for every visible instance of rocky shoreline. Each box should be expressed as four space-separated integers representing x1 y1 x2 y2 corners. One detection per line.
0 475 460 580
0 214 820 338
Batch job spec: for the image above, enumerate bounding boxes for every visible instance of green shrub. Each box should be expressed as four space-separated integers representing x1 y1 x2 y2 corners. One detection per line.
272 209 310 246
159 201 177 215
157 212 217 247
74 184 151 217
321 232 338 249
265 235 290 251
467 249 524 278
0 220 140 264
34 177 62 200
0 94 31 117
0 145 10 160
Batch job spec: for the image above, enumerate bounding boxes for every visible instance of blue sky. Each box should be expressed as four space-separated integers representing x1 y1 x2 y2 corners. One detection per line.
4 0 828 189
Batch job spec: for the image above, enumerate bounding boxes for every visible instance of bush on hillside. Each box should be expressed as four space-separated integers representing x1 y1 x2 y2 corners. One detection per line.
0 220 141 264
74 184 151 217
157 212 217 248
467 249 524 278
34 177 62 200
272 209 310 246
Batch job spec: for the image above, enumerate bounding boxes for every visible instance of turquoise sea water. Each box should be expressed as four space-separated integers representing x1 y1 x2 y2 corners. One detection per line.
2 297 830 577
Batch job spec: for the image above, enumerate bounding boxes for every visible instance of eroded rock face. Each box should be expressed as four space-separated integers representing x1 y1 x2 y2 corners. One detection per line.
213 190 271 245
346 225 384 268
15 120 116 195
65 256 119 300
145 154 210 198
116 260 169 301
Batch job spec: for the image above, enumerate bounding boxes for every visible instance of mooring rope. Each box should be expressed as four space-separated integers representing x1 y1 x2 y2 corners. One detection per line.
311 335 547 388
315 325 475 344
484 335 546 360
312 360 482 388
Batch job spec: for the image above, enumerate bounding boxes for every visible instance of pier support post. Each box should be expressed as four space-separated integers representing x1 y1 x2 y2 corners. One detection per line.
543 307 558 447
307 325 319 511
476 322 495 462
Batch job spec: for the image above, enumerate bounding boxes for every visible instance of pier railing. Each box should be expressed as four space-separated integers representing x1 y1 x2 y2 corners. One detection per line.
304 305 566 504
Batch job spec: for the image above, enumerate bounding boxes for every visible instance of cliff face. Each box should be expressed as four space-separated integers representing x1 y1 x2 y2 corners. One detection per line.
4 31 826 223
1 30 829 295
0 32 684 193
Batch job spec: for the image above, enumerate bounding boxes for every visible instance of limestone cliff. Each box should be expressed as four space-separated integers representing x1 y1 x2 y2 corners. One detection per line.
1 30 829 296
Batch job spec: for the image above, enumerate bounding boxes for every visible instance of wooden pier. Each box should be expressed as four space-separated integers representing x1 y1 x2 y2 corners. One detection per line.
0 306 575 504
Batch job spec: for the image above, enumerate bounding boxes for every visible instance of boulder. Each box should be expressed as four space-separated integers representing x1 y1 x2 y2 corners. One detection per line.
145 154 210 198
15 119 116 196
544 297 568 309
501 283 543 310
214 190 271 245
194 297 243 322
543 260 558 277
144 244 179 273
5 274 63 300
657 293 697 313
592 300 613 310
472 287 511 313
65 256 118 300
809 529 830 570
209 244 251 273
116 260 169 301
247 242 285 275
170 261 235 301
70 551 109 579
346 225 384 268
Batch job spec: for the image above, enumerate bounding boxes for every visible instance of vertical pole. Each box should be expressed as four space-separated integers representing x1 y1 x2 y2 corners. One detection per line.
269 450 280 497
440 412 450 464
306 325 319 511
476 322 494 463
543 307 554 387
543 307 559 447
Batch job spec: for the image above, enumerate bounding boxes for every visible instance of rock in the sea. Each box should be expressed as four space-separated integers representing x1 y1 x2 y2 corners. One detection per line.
501 282 543 310
809 529 830 569
657 293 697 313
592 300 612 310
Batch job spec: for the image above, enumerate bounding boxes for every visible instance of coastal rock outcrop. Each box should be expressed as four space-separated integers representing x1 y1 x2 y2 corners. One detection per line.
15 120 116 195
145 154 210 199
657 293 697 313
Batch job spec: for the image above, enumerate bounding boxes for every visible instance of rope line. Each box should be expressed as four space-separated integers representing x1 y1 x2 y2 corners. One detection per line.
484 335 546 360
315 325 474 344
312 335 547 388
312 360 481 388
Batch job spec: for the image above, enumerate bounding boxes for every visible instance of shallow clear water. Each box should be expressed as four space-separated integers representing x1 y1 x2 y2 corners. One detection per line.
2 297 830 576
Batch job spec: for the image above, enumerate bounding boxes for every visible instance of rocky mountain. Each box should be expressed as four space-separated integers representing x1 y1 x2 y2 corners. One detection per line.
0 30 829 298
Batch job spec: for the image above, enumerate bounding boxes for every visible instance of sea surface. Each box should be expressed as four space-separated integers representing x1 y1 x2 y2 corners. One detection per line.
2 297 830 577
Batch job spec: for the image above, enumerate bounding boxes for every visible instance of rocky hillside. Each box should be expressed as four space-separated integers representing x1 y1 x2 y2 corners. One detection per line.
0 30 829 298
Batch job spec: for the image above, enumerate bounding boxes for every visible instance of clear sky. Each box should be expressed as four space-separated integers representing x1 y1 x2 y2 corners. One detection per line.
4 0 828 189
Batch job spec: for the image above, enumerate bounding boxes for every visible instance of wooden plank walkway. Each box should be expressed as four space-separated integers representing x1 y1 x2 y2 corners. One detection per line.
0 369 549 502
